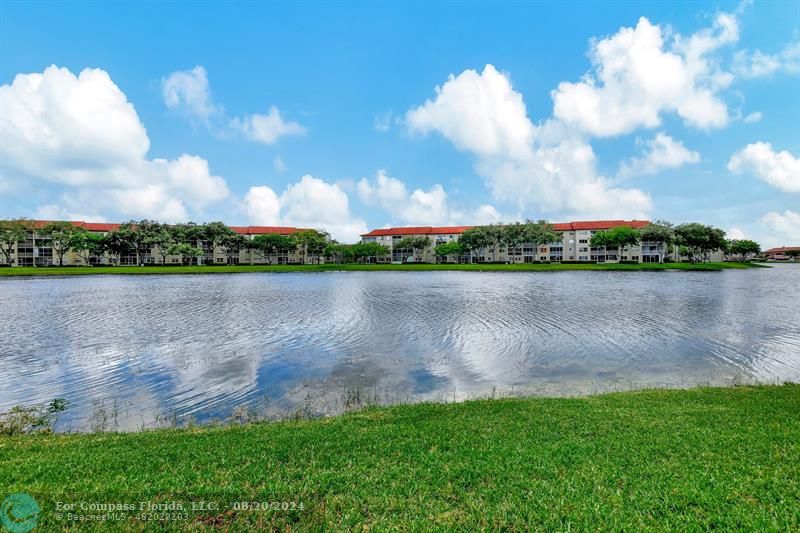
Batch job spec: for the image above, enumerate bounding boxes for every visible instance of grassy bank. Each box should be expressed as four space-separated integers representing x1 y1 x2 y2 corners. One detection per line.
0 261 765 277
2 385 797 530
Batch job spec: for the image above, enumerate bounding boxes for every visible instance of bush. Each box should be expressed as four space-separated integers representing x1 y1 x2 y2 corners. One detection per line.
0 399 68 436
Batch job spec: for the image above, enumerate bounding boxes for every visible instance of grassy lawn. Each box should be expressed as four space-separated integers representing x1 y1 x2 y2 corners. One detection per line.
1 385 797 530
0 261 765 277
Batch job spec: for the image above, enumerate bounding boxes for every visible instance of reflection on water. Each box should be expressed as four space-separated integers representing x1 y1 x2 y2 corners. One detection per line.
1 265 798 431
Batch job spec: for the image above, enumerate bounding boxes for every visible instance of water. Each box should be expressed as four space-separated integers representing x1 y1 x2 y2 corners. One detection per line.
1 265 798 431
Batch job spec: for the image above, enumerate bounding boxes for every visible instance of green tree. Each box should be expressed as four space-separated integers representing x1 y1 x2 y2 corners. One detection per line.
307 230 330 264
411 236 432 262
639 220 675 262
166 243 204 265
391 236 431 263
353 242 389 263
0 219 29 266
70 230 105 265
201 222 236 263
115 221 148 265
639 220 675 245
459 227 489 263
294 230 329 264
674 223 727 263
524 220 561 249
139 222 173 265
590 226 640 261
434 241 463 263
102 230 133 266
223 233 247 265
251 233 295 264
42 221 77 266
393 237 417 263
501 223 527 251
728 239 760 261
324 243 345 264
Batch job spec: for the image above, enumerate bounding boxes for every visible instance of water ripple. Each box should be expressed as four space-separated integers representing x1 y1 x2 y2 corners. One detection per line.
1 266 798 430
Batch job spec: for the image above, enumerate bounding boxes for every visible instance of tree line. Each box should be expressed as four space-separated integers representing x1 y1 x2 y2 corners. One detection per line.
589 221 761 263
0 217 764 267
0 219 332 266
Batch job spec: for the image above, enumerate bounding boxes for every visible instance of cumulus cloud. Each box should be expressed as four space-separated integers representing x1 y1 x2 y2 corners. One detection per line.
552 14 737 137
229 106 305 144
728 142 800 193
405 65 652 218
357 170 505 225
162 66 304 145
618 133 700 178
242 186 281 225
0 65 230 222
406 65 535 159
243 175 367 242
727 227 747 240
162 66 219 123
743 111 763 124
733 41 800 78
759 210 800 247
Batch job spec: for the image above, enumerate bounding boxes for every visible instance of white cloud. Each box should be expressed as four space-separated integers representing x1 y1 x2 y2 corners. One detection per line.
733 41 800 78
0 65 230 222
243 175 367 242
273 155 287 173
406 64 535 159
552 13 737 137
229 106 305 145
759 210 800 247
34 204 108 223
728 142 800 193
162 66 305 145
727 227 747 240
743 111 763 123
406 65 652 219
618 132 700 177
162 66 219 123
357 170 506 225
243 186 281 226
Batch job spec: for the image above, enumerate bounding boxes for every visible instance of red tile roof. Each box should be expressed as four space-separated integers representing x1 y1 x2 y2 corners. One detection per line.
765 246 800 253
361 220 651 237
570 220 650 230
229 226 310 236
80 222 121 232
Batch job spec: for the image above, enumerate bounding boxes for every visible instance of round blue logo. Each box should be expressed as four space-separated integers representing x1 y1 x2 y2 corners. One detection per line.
0 494 40 533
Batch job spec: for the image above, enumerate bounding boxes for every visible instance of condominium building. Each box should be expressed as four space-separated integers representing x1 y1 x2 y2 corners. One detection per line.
361 220 681 263
0 221 313 267
763 246 800 261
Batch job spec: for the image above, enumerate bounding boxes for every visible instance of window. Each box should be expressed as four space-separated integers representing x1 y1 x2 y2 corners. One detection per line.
579 247 588 252
579 239 587 243
579 255 588 260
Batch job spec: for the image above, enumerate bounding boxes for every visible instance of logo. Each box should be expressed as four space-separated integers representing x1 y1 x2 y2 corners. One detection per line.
1 494 40 533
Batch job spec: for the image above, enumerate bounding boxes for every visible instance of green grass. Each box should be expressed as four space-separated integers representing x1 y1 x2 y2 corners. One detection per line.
2 385 797 530
0 261 765 277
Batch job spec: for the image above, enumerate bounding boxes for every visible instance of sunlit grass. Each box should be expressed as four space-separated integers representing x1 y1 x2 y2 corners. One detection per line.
1 384 797 530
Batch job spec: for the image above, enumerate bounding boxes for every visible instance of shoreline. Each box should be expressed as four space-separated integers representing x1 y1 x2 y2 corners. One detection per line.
0 261 768 277
2 384 797 530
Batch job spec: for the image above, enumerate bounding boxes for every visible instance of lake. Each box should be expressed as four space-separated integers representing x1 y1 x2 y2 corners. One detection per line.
1 265 798 431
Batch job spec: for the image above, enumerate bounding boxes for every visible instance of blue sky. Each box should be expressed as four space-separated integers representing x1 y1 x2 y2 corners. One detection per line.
1 0 798 245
